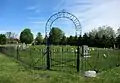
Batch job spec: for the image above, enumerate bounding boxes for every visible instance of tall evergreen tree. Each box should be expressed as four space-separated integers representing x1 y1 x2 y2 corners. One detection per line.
116 35 120 48
78 35 82 46
82 33 89 45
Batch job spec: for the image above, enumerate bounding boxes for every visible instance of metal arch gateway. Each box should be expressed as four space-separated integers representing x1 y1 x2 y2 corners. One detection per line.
45 11 82 39
45 11 82 72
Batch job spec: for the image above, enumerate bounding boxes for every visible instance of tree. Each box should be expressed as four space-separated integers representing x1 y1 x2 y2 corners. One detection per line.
98 26 115 38
49 27 64 45
78 35 82 46
89 26 115 38
117 27 120 36
35 32 43 45
82 33 89 45
88 26 116 48
73 35 78 45
109 36 115 48
89 29 98 38
88 34 95 47
5 32 12 39
116 35 120 48
94 33 101 47
67 36 74 45
43 36 47 45
60 35 67 45
115 27 120 48
20 28 33 44
5 32 18 44
101 35 108 47
0 34 6 45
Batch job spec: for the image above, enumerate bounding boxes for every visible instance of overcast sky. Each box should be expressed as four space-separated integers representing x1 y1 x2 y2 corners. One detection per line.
0 0 120 37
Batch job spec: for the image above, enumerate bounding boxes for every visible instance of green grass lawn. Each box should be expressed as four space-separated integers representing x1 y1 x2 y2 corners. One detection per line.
1 53 120 83
0 53 84 83
18 45 120 73
0 45 120 73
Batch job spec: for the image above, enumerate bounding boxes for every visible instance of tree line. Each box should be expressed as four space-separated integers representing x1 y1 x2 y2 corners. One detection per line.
0 26 120 49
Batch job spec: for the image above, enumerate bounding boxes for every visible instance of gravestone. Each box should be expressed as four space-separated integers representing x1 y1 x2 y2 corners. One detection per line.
82 45 89 57
84 70 97 77
22 43 27 50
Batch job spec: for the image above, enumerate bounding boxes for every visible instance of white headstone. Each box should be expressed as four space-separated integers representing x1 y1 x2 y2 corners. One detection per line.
103 54 107 58
84 56 91 58
75 49 77 53
82 45 89 56
84 70 97 77
89 48 91 51
92 48 95 51
22 43 27 50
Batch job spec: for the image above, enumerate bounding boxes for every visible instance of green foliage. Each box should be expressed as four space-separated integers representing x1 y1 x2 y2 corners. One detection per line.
87 26 116 48
82 33 89 45
89 26 116 38
49 27 64 45
26 26 118 48
43 26 117 48
60 35 67 45
73 35 78 45
0 34 6 45
35 32 43 45
67 35 74 45
20 28 33 44
116 35 120 48
117 27 120 36
43 37 47 44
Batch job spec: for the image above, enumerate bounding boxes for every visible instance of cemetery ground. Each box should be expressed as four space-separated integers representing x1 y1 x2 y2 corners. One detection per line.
0 45 120 83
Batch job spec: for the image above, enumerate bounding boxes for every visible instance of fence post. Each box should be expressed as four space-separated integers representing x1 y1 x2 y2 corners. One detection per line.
16 46 19 60
77 46 80 72
47 45 50 70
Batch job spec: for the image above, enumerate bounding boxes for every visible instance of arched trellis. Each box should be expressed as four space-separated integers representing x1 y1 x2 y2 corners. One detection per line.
45 11 82 41
45 11 82 72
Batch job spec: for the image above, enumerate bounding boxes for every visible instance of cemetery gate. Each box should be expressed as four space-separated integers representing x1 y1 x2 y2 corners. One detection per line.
45 10 82 72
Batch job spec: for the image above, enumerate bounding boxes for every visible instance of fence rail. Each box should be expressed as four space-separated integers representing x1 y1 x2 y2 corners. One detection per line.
0 46 47 69
0 45 120 73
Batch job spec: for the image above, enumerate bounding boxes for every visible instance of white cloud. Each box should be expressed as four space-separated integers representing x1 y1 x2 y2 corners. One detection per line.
25 6 37 10
80 0 120 33
53 0 120 34
26 6 40 13
27 17 45 20
53 0 65 12
30 21 45 24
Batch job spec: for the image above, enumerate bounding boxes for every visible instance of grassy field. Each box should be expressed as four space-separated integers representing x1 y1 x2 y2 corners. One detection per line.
20 45 120 73
0 45 120 73
1 53 120 83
